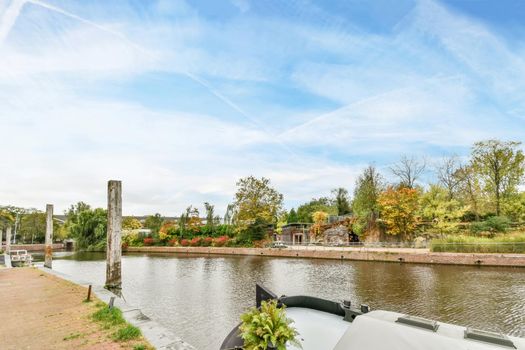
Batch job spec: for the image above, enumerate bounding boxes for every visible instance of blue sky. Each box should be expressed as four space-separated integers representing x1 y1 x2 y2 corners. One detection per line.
1 0 524 215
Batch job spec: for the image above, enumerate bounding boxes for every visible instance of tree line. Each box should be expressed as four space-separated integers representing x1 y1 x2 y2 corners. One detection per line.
1 139 523 248
289 139 524 240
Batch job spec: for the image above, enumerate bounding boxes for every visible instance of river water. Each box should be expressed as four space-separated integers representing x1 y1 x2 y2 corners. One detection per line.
51 252 525 350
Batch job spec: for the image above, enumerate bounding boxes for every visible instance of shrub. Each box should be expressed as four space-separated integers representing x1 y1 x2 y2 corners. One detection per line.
253 239 269 248
168 238 178 246
213 235 229 247
189 237 202 247
159 221 179 241
430 233 525 253
113 324 141 341
122 231 142 247
180 239 190 247
91 305 125 328
143 237 154 246
485 216 510 232
470 216 510 234
240 299 300 350
200 226 212 236
121 242 129 250
470 221 489 234
215 224 232 237
201 237 213 247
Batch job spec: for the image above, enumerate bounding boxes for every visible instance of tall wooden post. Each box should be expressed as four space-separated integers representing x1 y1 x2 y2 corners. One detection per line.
44 204 53 268
5 225 11 254
105 180 122 290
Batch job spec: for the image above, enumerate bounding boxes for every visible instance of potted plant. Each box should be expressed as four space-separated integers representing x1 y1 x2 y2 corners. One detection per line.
239 299 301 350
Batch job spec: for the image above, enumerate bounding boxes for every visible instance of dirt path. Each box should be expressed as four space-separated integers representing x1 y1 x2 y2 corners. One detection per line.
0 268 149 350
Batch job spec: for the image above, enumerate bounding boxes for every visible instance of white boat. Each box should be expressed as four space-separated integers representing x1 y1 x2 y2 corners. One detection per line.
220 284 525 350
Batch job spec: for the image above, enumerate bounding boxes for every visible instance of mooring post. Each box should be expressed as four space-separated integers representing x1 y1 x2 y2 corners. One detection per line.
5 225 11 254
105 180 122 290
44 204 53 268
86 285 92 302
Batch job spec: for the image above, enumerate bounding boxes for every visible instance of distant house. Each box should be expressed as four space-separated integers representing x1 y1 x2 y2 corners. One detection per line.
278 223 312 245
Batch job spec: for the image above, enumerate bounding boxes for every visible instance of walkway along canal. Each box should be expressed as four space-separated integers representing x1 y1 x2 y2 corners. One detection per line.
51 251 525 350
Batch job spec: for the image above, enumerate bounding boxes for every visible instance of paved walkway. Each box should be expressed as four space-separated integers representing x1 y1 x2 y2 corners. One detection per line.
0 268 148 350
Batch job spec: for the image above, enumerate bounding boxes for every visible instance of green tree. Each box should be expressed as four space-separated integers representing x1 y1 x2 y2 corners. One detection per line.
378 187 420 239
420 185 468 234
18 212 46 243
287 208 298 223
332 188 351 215
66 206 107 251
296 197 336 223
0 208 15 230
471 140 525 216
236 217 269 243
233 176 284 225
352 165 384 235
275 211 289 234
144 213 164 236
1 205 28 243
455 164 485 220
501 192 525 222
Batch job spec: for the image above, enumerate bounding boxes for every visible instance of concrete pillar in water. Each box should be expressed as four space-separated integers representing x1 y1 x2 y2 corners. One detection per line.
105 180 122 290
5 225 11 254
44 204 53 268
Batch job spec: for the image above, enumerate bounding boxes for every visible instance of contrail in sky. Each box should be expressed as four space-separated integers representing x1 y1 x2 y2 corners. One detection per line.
0 0 296 155
0 0 25 45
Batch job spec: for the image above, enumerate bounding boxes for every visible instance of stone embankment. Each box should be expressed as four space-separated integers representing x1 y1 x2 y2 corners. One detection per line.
9 243 64 251
126 246 525 267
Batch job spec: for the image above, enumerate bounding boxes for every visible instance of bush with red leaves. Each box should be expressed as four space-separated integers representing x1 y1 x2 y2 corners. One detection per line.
201 237 213 247
213 236 229 247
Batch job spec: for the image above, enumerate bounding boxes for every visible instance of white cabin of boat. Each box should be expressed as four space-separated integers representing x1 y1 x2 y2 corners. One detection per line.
285 308 525 350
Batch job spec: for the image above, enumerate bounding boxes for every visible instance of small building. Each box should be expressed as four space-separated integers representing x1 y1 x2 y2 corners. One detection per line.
278 223 312 245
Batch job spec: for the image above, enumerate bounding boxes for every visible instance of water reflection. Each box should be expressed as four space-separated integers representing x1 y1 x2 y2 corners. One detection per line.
52 252 525 350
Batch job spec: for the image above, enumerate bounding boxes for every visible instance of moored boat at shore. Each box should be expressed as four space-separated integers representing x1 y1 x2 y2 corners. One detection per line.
221 284 525 350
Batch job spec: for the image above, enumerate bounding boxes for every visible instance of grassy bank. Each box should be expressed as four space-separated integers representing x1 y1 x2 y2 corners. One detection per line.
90 301 152 349
430 233 525 254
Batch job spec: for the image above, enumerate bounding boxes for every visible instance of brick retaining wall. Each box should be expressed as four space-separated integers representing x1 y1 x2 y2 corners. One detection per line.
126 246 525 267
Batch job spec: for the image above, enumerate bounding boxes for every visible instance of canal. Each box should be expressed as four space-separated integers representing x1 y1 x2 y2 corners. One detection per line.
51 252 525 350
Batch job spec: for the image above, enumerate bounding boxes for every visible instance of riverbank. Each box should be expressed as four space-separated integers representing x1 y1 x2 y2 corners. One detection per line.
126 246 525 267
0 268 151 350
8 243 64 251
